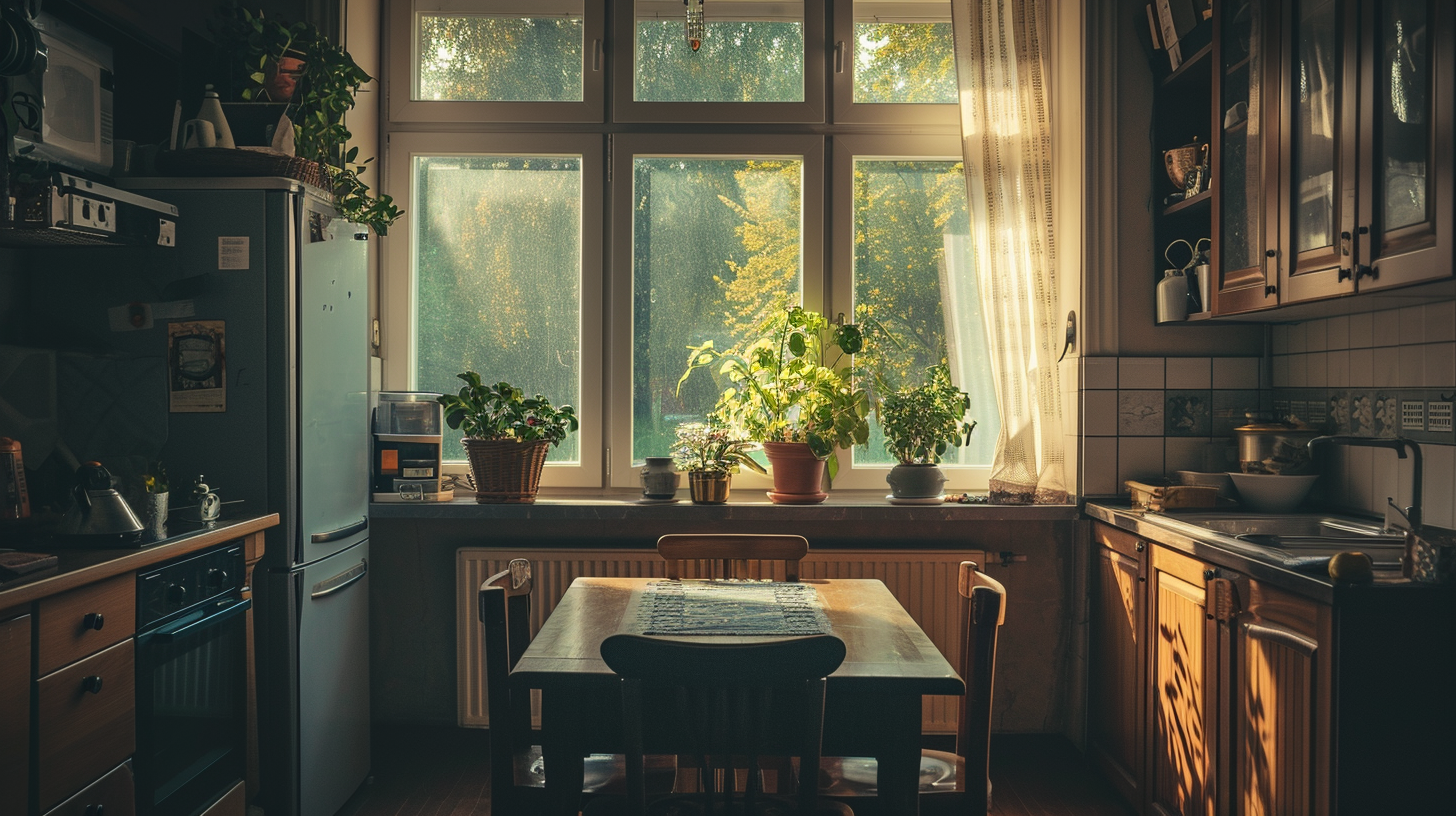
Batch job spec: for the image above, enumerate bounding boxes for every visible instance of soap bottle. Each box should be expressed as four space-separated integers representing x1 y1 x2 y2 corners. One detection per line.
196 85 236 149
1156 269 1189 323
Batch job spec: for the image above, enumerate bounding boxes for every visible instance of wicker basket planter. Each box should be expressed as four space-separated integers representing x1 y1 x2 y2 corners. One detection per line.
463 438 550 504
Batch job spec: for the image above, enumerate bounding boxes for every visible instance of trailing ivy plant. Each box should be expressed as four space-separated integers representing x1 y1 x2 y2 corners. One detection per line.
213 5 401 236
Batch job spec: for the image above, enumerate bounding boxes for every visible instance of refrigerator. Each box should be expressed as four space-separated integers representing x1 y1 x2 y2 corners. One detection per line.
129 178 373 816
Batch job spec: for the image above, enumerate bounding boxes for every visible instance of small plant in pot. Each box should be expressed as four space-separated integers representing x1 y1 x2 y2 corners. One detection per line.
436 373 578 504
670 421 767 504
678 307 870 504
878 364 977 500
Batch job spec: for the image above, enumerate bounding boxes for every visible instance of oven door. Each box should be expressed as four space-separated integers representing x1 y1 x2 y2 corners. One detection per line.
134 596 251 816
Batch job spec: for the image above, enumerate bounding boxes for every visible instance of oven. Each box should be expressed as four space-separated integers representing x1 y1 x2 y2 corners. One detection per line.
134 544 250 816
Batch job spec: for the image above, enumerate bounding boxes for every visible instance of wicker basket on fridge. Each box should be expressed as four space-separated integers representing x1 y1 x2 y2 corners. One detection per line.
462 438 550 503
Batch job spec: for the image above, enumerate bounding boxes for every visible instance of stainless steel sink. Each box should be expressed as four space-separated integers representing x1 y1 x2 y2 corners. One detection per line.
1143 512 1407 570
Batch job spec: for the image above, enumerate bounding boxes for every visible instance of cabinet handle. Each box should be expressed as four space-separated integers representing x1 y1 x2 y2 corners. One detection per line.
1134 541 1145 552
82 675 104 694
1356 264 1377 281
1265 284 1278 296
834 41 845 73
83 612 104 631
1203 568 1218 580
1265 249 1276 258
1358 225 1370 235
1338 268 1352 282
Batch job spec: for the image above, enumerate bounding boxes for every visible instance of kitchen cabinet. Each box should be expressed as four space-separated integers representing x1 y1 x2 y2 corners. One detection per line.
1 613 31 816
1088 518 1456 815
1210 0 1454 315
1088 525 1147 808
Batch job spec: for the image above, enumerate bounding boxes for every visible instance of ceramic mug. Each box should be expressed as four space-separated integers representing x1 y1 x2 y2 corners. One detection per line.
182 118 216 149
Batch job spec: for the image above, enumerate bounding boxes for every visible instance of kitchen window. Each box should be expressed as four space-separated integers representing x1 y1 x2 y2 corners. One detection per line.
381 0 984 490
831 0 959 125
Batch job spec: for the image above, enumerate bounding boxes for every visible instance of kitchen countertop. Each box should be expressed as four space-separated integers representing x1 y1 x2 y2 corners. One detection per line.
1084 501 1442 604
0 513 278 611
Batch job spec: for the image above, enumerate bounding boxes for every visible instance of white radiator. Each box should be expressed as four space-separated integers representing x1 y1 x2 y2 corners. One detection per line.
456 548 986 734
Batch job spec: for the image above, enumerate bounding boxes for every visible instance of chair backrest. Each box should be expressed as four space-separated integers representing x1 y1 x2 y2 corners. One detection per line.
956 561 1005 811
657 533 810 581
478 558 534 809
601 633 847 816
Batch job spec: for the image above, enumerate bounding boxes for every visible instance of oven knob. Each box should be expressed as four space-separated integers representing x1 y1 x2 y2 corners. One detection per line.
166 583 188 605
206 568 230 588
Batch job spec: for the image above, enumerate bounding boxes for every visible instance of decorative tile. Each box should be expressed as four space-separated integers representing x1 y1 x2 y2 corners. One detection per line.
1164 390 1212 437
1166 357 1211 389
1348 391 1376 436
1212 389 1262 436
1348 312 1374 349
1118 390 1164 435
1117 437 1165 486
1327 391 1353 434
1119 358 1165 389
1373 393 1401 438
1083 390 1119 436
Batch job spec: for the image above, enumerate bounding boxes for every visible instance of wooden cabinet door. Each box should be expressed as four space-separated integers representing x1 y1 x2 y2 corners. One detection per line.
1088 524 1147 812
1147 546 1219 816
1212 0 1283 315
1233 581 1332 816
1355 0 1455 291
1278 0 1361 304
1 614 30 816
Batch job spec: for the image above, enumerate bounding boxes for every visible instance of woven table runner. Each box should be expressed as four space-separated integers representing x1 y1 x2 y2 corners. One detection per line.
638 580 831 636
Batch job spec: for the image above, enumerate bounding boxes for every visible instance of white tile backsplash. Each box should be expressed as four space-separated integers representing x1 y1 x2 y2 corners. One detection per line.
1164 437 1207 474
1166 357 1211 389
1083 437 1119 495
1327 350 1350 387
1119 357 1165 389
1424 444 1456 529
1349 347 1373 388
1425 342 1456 387
1349 312 1374 348
1307 351 1328 387
1399 344 1425 386
1212 357 1260 389
1426 301 1456 343
1082 357 1118 390
1372 350 1399 387
1083 390 1119 436
1374 308 1401 347
1117 437 1164 485
1273 324 1290 355
1307 318 1328 351
1327 315 1350 350
1289 321 1308 353
1399 305 1426 346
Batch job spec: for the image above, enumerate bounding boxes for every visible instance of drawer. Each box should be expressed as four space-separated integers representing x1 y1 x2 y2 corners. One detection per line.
37 572 135 675
1 614 30 816
198 780 245 816
42 760 135 816
37 638 136 810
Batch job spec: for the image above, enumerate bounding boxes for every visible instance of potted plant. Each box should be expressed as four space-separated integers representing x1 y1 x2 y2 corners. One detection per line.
677 307 870 504
670 421 767 504
877 364 977 500
211 6 401 236
436 373 578 504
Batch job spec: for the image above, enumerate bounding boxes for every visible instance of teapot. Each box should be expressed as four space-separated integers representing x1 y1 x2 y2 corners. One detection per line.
56 461 143 541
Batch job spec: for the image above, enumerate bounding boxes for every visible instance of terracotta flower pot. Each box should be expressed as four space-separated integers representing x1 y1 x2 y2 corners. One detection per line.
463 438 549 503
688 471 731 504
761 441 827 504
263 55 304 102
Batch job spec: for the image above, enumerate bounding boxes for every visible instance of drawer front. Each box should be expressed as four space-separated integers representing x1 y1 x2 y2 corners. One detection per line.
42 760 136 816
38 638 136 810
198 780 245 816
37 572 135 675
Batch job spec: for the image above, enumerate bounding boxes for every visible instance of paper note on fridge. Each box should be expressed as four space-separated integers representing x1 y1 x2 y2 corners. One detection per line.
218 237 250 270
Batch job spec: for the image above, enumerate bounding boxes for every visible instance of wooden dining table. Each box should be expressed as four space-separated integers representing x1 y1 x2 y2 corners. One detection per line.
509 576 966 815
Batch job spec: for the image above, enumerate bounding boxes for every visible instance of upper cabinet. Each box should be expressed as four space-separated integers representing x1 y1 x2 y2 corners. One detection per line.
1211 0 1454 316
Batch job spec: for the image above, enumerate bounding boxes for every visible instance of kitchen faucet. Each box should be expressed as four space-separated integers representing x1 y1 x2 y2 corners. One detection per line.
1307 435 1422 532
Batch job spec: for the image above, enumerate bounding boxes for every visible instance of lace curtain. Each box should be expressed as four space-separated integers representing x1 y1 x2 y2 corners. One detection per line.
949 0 1067 504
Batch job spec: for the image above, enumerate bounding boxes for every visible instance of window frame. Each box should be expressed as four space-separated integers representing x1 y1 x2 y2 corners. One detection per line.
607 133 826 489
382 131 606 487
611 0 827 124
386 0 607 123
827 133 990 492
830 0 959 126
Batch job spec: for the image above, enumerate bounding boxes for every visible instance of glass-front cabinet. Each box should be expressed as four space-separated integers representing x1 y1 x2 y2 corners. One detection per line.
1211 0 1452 316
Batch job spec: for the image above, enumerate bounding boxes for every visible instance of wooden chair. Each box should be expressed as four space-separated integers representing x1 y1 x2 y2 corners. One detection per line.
818 561 1005 815
479 559 673 810
657 534 810 581
595 633 853 816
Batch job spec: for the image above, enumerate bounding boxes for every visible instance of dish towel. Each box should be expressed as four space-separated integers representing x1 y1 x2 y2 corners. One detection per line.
639 580 831 636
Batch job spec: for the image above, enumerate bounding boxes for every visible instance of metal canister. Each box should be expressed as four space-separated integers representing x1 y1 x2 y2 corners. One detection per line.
1 437 31 521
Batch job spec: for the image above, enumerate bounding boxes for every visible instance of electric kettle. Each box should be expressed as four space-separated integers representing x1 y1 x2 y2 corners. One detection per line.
57 461 144 541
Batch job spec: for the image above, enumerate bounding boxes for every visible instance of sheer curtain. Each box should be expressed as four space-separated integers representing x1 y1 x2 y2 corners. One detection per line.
949 0 1067 504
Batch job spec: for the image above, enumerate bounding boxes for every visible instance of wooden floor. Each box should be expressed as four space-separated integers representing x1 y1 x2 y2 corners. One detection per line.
340 725 1134 816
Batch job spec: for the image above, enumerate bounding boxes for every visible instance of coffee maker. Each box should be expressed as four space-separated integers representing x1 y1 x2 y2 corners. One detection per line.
371 392 452 502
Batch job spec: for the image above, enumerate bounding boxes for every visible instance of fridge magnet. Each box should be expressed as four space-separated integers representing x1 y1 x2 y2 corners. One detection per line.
168 320 226 412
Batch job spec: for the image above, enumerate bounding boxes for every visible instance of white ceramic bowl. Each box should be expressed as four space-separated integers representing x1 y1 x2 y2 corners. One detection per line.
1227 472 1320 513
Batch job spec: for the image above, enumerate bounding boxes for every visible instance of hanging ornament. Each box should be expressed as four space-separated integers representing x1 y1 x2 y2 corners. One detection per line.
685 0 705 51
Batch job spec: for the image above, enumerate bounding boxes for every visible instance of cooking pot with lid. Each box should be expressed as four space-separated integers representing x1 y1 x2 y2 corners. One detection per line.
1233 419 1322 475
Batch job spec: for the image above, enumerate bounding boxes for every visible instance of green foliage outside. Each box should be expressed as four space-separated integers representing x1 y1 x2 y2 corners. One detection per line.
635 21 804 102
854 22 959 104
417 16 584 102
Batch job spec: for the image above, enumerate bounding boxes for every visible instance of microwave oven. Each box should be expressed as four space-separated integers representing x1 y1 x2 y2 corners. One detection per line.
3 11 113 176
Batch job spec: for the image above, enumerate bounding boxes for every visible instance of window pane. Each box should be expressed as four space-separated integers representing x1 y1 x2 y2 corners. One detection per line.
634 1 805 102
414 156 582 463
416 2 584 102
853 2 956 104
852 159 996 466
633 157 803 462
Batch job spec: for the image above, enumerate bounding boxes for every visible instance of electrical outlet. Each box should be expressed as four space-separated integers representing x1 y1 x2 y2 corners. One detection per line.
1401 400 1425 431
1428 401 1454 433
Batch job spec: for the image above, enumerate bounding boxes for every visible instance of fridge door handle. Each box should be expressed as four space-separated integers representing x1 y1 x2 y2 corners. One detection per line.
311 516 368 544
311 559 367 599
